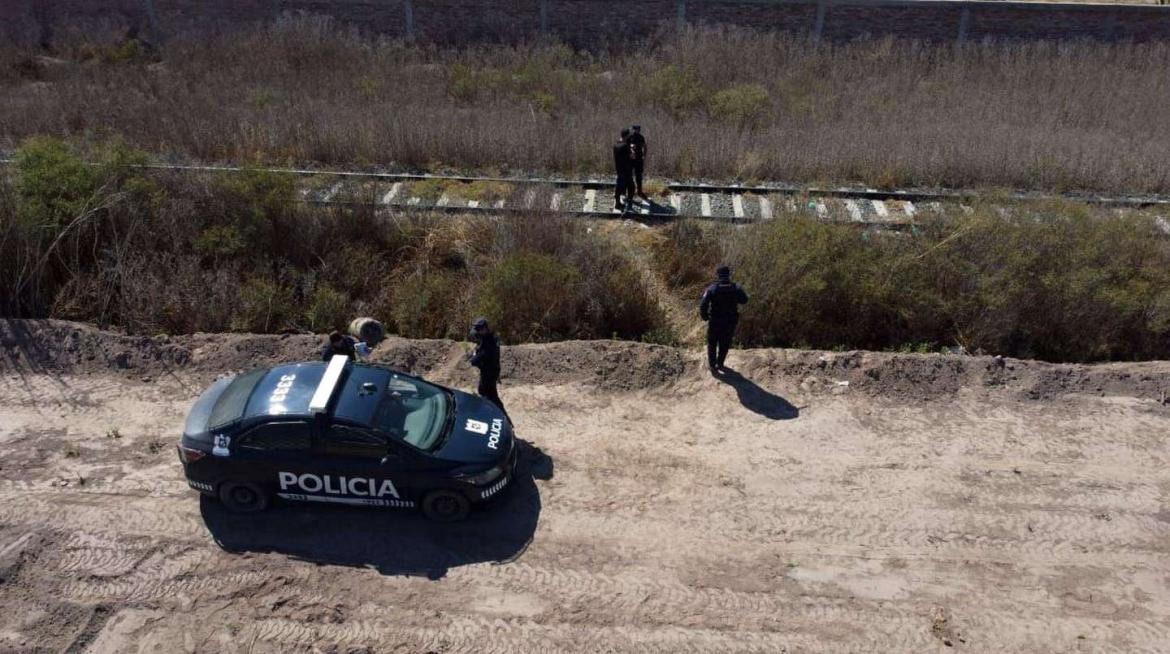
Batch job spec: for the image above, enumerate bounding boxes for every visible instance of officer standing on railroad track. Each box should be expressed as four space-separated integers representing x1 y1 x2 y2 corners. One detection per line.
469 317 510 422
628 125 647 200
699 265 749 374
613 128 634 211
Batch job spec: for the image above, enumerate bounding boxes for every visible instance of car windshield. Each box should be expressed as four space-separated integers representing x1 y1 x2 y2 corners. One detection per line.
371 374 451 450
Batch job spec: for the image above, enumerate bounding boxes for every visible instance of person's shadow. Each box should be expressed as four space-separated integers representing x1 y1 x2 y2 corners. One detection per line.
621 196 676 220
714 367 800 420
200 441 552 579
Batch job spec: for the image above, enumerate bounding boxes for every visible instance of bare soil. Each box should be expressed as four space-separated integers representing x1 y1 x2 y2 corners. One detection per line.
1 319 1169 652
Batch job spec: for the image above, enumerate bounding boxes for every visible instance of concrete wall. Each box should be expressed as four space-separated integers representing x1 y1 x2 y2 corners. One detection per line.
5 0 1170 47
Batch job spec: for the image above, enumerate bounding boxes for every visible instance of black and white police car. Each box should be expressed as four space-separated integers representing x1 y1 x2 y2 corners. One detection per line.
178 355 516 521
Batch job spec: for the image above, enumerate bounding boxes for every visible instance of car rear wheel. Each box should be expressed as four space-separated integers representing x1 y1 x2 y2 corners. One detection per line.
421 489 470 522
218 481 269 513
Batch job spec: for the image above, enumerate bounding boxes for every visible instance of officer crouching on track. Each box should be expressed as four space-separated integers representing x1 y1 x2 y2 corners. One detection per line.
469 318 510 422
699 265 749 374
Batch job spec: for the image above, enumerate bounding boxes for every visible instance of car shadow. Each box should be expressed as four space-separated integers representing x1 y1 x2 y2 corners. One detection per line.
200 441 551 579
713 367 800 420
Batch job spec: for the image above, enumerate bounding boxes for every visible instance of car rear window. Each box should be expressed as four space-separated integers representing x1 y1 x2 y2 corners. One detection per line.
209 368 266 429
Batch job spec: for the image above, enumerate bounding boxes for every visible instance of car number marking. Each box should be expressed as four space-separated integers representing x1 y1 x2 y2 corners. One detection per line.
270 373 296 409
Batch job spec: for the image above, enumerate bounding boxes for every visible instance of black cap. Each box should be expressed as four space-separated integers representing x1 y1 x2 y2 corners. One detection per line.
632 124 641 131
716 265 731 280
472 317 489 330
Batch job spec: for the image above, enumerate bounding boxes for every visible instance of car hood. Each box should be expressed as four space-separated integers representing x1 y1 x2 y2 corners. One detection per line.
433 390 513 466
182 375 235 443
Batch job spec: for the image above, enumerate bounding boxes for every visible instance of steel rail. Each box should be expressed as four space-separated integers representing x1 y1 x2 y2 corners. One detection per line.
3 158 1169 209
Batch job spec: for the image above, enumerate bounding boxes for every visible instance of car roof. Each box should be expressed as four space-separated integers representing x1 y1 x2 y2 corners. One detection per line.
243 362 327 421
239 361 429 428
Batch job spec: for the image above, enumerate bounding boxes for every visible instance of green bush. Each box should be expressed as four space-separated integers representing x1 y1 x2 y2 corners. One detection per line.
212 167 297 258
305 283 350 333
708 84 771 127
651 220 722 290
723 208 1170 361
475 252 581 342
591 257 664 340
231 276 296 333
390 270 468 339
643 65 707 116
13 136 99 231
195 224 250 258
731 215 906 351
917 207 1170 361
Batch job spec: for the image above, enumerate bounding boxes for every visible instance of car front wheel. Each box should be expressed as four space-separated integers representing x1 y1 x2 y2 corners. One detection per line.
421 489 470 522
218 481 270 513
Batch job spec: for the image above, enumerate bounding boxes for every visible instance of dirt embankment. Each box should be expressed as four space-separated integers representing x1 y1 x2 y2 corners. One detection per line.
3 319 1167 405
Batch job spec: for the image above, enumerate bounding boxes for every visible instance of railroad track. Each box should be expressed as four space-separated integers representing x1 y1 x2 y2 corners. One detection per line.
6 160 1170 225
150 163 1170 225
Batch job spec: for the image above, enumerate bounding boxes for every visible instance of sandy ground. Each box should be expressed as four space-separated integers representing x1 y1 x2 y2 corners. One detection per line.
1 320 1169 653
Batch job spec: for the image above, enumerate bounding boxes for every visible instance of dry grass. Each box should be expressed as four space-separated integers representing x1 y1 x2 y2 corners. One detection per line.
2 18 1170 194
0 138 665 343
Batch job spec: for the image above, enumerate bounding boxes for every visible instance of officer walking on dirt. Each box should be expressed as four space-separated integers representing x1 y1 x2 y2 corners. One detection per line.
699 265 749 374
628 125 647 200
469 317 510 421
613 128 634 211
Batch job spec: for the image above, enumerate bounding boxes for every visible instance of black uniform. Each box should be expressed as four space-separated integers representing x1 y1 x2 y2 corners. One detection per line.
321 336 357 361
627 131 646 197
700 280 749 370
470 331 509 420
613 140 633 208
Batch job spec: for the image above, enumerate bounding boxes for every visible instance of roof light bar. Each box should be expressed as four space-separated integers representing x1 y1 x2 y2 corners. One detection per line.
309 355 349 413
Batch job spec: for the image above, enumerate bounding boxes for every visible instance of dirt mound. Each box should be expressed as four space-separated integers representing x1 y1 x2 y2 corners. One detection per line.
2 319 1168 403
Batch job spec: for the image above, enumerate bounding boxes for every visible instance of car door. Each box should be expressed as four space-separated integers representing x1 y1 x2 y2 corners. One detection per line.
314 422 418 508
231 420 314 499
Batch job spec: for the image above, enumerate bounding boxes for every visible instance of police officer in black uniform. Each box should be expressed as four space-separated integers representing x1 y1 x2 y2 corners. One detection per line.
469 317 509 421
627 125 647 199
321 331 357 361
613 128 634 211
699 265 749 374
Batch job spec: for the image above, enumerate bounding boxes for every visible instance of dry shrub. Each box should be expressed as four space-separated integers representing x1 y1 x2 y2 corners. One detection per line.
724 208 1170 361
4 21 1169 193
651 219 724 291
476 252 582 341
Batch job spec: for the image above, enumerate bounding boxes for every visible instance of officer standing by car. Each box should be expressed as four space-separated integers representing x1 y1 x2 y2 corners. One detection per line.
613 128 634 211
628 124 647 200
469 318 510 421
699 265 749 374
321 331 358 361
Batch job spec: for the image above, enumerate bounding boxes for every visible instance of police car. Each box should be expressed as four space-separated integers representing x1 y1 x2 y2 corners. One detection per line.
177 355 516 521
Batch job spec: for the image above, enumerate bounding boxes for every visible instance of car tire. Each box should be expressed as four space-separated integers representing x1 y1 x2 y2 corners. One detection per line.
218 481 270 513
421 489 470 522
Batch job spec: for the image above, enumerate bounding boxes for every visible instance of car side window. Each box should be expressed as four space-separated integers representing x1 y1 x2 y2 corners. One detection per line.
237 421 310 451
322 424 388 459
327 425 387 447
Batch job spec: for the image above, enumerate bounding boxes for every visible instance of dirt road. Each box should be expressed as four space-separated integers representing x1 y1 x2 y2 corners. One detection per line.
1 321 1169 652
